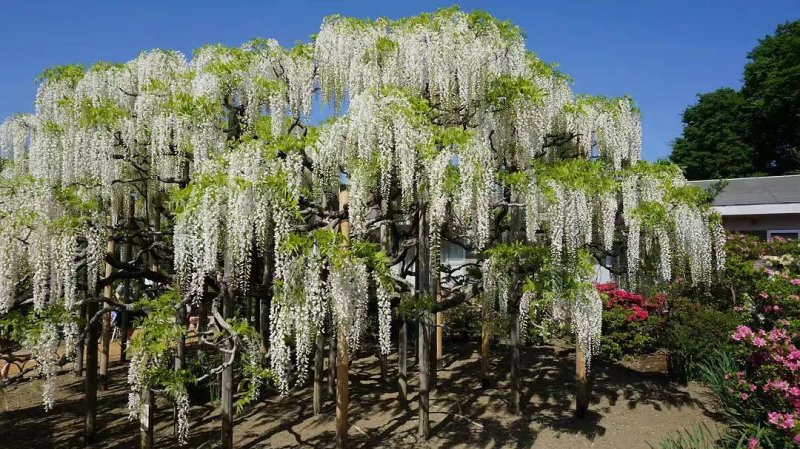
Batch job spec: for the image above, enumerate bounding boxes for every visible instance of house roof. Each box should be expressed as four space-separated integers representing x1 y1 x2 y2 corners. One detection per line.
690 175 800 207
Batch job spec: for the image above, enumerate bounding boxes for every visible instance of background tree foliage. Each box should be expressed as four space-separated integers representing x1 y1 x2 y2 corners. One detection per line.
670 20 800 180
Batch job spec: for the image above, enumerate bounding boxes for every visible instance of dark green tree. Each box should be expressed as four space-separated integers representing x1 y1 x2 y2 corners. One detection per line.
671 20 800 179
742 20 800 174
671 88 755 180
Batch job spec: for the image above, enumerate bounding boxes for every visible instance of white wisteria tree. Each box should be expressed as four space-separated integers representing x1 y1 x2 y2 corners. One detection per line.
0 7 724 449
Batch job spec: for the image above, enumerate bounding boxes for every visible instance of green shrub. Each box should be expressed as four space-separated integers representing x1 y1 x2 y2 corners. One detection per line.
664 298 739 382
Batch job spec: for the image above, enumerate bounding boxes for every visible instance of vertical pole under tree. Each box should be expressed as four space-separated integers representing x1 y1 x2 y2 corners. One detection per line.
510 310 521 415
576 344 588 417
84 294 99 445
99 239 115 390
335 188 351 449
508 189 524 413
221 254 235 449
480 307 491 389
259 242 273 353
141 191 159 449
398 320 407 407
379 219 392 384
174 306 186 437
313 333 325 414
120 195 135 363
75 299 86 377
328 333 336 398
418 313 431 438
416 207 433 439
140 371 155 449
435 311 443 368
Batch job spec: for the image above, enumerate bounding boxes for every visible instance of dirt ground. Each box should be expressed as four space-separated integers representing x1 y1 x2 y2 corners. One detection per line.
0 342 720 449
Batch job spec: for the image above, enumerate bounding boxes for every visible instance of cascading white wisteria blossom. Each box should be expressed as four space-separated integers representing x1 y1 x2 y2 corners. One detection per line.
267 244 378 394
572 283 603 371
0 7 730 426
315 9 527 111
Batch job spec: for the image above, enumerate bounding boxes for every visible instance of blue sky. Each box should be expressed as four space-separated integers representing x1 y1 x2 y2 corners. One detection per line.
0 1 797 161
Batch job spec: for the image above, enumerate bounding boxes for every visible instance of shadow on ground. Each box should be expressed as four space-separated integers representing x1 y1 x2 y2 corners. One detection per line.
0 341 717 449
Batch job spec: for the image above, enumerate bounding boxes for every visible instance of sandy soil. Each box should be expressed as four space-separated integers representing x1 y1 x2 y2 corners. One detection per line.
0 342 720 448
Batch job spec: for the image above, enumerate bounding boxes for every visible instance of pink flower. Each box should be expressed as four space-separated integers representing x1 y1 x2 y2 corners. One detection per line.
752 337 766 347
741 392 749 400
733 325 754 341
770 328 790 342
760 291 770 299
791 278 800 286
765 380 789 392
767 411 795 430
748 437 759 449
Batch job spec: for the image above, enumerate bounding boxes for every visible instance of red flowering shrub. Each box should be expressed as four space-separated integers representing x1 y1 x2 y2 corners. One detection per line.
596 282 666 322
596 283 667 360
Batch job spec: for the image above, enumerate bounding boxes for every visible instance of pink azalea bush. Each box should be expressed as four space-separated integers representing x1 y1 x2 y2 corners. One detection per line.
720 241 800 448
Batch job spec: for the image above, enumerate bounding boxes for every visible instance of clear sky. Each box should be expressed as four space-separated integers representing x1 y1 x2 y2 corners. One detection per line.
0 1 797 161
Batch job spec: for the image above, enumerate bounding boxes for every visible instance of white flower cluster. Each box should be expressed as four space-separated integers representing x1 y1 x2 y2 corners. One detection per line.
482 258 511 313
315 10 526 112
268 250 373 395
572 286 603 371
376 272 393 356
32 319 61 411
174 388 190 445
518 289 534 343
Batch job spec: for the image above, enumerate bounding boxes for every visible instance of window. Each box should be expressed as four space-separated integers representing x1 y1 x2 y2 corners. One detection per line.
767 230 800 241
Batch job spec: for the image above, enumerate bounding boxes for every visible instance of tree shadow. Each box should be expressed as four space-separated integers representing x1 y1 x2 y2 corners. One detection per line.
1 341 716 449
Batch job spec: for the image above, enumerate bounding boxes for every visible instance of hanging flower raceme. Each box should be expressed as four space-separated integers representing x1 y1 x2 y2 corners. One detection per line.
315 8 527 112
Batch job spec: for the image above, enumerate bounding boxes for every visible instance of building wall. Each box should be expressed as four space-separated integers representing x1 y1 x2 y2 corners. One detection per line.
722 213 800 239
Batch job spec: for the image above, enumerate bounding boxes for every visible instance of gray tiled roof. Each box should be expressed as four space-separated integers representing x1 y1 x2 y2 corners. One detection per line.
690 175 800 207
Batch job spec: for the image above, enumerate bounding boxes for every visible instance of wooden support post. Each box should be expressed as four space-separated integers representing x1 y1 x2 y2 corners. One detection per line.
328 332 336 399
75 300 86 377
435 311 443 368
173 306 186 438
259 247 273 353
378 219 391 384
576 344 588 417
140 377 155 449
429 315 437 390
380 353 388 383
336 325 350 449
120 194 135 363
335 188 350 449
84 296 99 445
416 206 433 439
418 314 431 439
480 309 491 389
429 286 440 390
221 255 235 449
510 311 521 415
398 320 407 407
99 239 115 390
313 333 325 414
143 192 160 449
